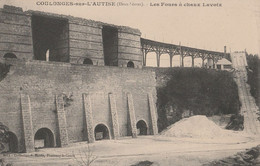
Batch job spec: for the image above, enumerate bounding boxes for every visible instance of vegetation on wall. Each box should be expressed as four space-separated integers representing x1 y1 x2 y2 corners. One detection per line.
63 93 73 107
246 54 259 107
0 122 9 152
156 67 241 132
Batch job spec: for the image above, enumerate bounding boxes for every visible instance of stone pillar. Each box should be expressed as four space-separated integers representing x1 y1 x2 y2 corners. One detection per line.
202 57 205 68
148 93 158 135
179 45 184 67
21 94 34 153
192 56 195 67
127 93 137 138
169 53 173 67
156 52 160 67
56 94 69 147
83 93 95 143
108 93 120 139
143 50 147 66
181 54 184 67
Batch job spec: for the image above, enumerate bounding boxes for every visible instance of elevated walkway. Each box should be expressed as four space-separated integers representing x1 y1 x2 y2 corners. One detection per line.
231 52 260 135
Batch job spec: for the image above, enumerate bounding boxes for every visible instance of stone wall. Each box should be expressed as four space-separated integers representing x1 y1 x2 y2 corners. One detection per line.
0 6 33 60
118 28 143 68
0 5 151 153
68 19 104 65
0 58 157 152
0 5 143 68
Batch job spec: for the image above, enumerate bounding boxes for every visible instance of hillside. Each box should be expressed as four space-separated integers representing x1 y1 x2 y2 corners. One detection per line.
146 67 241 132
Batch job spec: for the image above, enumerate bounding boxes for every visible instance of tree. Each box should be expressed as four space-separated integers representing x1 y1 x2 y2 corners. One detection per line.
156 68 240 132
72 143 97 166
246 54 259 107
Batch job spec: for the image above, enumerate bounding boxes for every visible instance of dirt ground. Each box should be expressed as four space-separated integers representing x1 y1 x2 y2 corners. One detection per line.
1 133 260 166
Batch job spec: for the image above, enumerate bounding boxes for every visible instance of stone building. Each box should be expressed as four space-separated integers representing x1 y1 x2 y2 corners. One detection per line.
0 5 158 153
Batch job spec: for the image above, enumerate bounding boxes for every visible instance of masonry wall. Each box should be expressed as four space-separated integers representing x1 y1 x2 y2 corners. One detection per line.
67 20 143 68
0 6 33 60
0 58 157 152
118 27 143 68
68 18 104 65
0 5 143 68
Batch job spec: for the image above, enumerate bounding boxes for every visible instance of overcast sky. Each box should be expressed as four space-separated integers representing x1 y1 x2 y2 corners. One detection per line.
1 0 259 55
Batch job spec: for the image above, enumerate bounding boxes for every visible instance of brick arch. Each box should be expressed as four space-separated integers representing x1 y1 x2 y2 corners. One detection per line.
3 52 17 59
136 119 148 135
127 61 135 68
6 131 18 152
94 123 111 141
83 58 93 65
0 122 19 153
76 57 93 64
34 127 55 148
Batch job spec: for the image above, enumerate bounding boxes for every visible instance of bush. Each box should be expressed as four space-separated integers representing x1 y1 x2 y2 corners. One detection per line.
0 122 9 153
226 114 244 131
156 67 241 132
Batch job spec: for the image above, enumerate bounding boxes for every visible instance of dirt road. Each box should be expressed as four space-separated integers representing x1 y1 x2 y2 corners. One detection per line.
2 135 260 166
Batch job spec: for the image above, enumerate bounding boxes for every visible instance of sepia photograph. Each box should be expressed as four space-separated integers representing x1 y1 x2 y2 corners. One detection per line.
0 0 259 165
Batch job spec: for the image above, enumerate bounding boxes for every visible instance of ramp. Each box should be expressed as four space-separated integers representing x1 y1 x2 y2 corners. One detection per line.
230 52 260 135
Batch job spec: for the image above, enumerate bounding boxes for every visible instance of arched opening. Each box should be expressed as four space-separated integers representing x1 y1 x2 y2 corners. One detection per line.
32 15 69 62
146 52 157 67
203 59 208 68
3 53 17 59
160 54 170 67
127 61 134 68
7 132 18 153
183 56 192 67
136 120 148 135
83 58 93 65
34 128 55 149
194 58 203 67
172 55 181 67
94 124 110 141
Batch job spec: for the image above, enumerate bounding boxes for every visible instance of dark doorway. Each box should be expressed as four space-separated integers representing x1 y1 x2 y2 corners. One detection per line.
31 15 69 62
136 120 148 135
34 128 55 148
3 53 17 59
127 61 135 68
102 26 118 66
83 58 93 65
7 132 18 153
94 124 110 140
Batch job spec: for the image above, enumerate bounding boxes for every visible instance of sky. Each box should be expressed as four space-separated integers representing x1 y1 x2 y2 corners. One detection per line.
0 0 259 63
